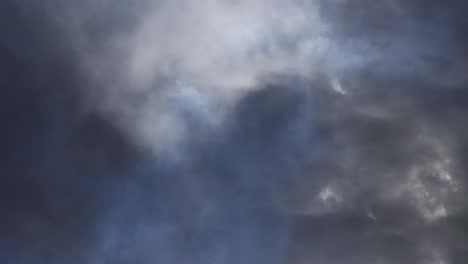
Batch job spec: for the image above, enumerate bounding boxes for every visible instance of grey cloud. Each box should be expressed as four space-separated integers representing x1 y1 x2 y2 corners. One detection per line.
1 0 468 264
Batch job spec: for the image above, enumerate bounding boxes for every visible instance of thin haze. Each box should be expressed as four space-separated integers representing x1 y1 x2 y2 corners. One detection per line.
1 0 468 263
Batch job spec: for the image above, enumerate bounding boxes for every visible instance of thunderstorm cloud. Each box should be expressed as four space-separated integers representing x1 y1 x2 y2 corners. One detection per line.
1 0 467 263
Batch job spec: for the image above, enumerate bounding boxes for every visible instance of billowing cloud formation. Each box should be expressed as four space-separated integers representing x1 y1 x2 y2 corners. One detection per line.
71 0 373 159
1 0 468 264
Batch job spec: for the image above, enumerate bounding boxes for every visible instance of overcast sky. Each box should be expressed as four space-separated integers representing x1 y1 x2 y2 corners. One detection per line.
1 0 468 263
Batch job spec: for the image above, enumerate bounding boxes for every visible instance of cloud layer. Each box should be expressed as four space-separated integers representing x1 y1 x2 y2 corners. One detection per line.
1 0 468 263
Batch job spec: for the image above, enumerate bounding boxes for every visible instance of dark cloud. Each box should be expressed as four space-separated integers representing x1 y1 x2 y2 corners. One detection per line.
1 0 468 263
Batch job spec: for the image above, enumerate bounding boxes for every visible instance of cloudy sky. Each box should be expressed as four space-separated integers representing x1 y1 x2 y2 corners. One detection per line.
1 0 468 263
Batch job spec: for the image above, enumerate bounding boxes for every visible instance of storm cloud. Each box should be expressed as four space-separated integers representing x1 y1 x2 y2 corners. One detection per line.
1 0 468 263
